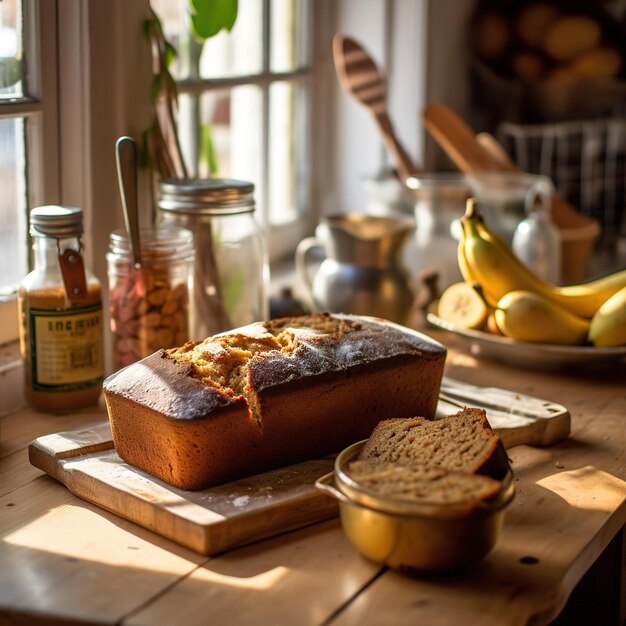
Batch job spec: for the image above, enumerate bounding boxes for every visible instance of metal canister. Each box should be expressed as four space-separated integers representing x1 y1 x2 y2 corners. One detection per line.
158 178 269 340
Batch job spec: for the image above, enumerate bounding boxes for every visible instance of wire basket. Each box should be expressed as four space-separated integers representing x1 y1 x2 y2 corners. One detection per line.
498 118 626 248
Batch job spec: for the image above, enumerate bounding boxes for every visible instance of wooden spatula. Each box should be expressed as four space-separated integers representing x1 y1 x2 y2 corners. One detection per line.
423 103 518 174
476 132 516 170
333 34 420 182
422 103 600 232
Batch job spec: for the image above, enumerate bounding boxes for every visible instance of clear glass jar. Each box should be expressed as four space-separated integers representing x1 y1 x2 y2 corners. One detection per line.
158 178 269 340
18 206 104 412
405 173 469 291
107 226 194 370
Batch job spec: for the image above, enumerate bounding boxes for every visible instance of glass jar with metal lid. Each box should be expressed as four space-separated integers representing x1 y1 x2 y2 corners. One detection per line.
18 205 104 411
158 178 269 340
107 226 194 369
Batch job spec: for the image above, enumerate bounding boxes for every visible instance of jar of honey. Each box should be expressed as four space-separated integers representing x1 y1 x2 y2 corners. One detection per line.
18 206 104 411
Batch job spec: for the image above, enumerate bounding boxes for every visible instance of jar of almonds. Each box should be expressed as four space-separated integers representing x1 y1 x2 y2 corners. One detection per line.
107 226 194 369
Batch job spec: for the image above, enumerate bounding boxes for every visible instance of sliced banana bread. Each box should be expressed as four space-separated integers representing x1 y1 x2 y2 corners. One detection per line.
358 408 509 479
348 460 502 506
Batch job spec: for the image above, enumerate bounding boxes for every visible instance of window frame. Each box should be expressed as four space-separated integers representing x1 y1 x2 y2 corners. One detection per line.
0 0 336 348
172 0 315 262
0 0 59 345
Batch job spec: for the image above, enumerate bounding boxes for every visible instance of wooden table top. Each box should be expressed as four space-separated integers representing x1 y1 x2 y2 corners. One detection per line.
1 332 625 626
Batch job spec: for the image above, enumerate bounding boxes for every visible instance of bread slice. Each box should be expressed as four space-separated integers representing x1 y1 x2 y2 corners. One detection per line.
358 408 509 479
348 460 502 506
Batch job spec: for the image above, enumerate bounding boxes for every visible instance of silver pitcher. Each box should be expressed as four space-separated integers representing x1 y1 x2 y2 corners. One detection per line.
295 214 416 325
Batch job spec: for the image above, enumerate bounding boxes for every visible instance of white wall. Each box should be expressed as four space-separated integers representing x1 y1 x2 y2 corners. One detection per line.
424 0 475 168
323 0 428 216
389 0 428 169
327 0 388 217
323 0 473 216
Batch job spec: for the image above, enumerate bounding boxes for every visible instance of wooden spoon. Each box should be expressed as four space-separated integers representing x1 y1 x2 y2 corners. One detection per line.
333 34 420 182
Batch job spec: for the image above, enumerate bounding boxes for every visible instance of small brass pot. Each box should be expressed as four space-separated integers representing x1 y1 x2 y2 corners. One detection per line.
316 441 515 573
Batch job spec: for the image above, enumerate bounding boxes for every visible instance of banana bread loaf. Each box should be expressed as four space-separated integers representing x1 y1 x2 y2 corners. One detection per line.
103 313 447 490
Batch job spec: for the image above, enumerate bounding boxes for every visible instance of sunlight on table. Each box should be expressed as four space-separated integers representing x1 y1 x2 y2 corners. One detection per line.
193 565 290 590
4 504 198 573
537 465 626 513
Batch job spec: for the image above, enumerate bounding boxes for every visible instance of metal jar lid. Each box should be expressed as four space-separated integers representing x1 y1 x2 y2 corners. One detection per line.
158 178 255 216
30 205 84 238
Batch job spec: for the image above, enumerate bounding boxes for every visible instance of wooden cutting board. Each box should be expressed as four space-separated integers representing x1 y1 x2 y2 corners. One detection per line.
437 377 571 448
28 380 570 556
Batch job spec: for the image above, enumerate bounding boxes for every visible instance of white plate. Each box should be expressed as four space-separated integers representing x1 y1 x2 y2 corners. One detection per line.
427 312 626 370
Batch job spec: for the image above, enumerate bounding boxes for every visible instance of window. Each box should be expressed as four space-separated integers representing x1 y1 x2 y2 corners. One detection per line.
0 0 58 343
149 0 313 260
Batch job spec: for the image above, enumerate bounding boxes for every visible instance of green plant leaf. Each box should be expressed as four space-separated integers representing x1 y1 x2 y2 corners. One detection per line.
150 74 162 103
164 41 177 67
190 0 238 41
142 17 155 41
0 57 22 89
139 128 154 170
200 123 219 175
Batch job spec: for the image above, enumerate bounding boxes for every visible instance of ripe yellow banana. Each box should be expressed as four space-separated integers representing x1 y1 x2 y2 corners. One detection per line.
460 199 626 318
494 290 590 345
474 215 626 307
588 284 626 347
456 220 479 284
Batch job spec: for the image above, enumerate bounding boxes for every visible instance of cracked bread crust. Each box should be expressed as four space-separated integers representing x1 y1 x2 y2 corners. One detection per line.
246 316 442 393
165 313 443 398
102 350 244 421
103 313 447 490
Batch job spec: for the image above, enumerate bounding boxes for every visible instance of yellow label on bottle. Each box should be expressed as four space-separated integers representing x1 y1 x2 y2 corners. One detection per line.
30 305 104 390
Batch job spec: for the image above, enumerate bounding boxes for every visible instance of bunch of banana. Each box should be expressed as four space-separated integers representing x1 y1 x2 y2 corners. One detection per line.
438 198 626 347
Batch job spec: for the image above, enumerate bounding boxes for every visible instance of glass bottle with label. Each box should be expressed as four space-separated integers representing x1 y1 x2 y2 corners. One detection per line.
18 206 104 411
